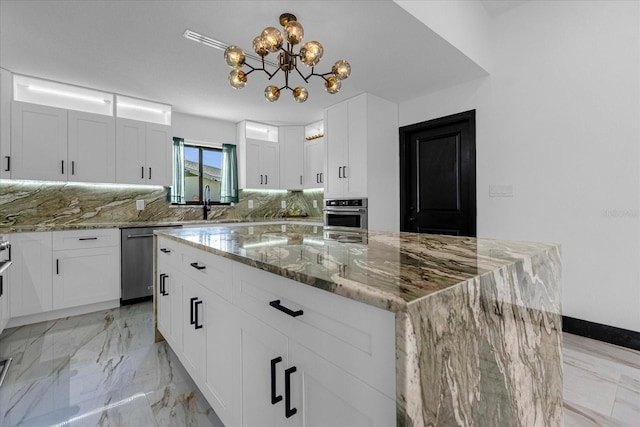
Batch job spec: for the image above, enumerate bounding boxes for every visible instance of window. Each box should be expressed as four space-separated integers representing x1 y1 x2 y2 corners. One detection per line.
171 137 238 205
181 144 223 204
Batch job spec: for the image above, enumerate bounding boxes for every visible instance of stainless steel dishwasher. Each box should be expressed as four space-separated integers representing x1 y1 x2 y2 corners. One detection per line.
120 225 182 304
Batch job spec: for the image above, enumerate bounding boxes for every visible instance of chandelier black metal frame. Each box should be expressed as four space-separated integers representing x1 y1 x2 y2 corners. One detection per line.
224 13 351 103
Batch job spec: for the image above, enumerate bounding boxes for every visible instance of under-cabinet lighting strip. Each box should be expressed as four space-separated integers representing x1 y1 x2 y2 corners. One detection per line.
117 102 168 114
27 85 111 104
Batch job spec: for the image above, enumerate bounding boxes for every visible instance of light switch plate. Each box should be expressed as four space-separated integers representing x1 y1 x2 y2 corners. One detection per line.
248 200 254 209
489 185 514 197
313 200 318 208
136 199 145 210
281 200 287 209
281 224 287 232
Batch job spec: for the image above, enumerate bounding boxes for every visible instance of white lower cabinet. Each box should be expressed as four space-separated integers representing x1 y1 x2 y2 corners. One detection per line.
9 229 120 321
157 240 396 427
9 231 54 317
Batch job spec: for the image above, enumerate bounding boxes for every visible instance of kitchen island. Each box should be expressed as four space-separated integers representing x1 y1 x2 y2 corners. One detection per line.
154 223 562 427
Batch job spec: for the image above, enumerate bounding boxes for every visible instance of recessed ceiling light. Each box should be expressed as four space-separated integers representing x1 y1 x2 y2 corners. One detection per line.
183 29 277 67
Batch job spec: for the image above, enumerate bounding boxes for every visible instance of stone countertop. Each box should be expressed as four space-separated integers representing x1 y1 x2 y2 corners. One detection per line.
156 223 559 313
0 217 323 234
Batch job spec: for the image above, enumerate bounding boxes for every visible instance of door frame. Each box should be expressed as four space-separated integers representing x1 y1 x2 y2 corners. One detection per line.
399 110 477 235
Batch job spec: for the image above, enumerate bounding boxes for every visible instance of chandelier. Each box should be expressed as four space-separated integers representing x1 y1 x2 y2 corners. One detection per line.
223 13 351 103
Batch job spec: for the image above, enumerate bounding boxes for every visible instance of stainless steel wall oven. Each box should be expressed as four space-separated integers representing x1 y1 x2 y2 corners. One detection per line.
323 198 368 231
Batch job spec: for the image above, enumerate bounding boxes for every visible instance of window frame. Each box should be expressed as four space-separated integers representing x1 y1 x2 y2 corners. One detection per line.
177 143 230 206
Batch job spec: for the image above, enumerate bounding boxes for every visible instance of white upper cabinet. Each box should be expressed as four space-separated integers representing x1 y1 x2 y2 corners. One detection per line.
324 93 399 232
237 121 280 190
0 68 11 179
279 126 305 190
304 137 325 189
325 95 368 198
116 118 171 186
11 102 68 181
67 110 116 183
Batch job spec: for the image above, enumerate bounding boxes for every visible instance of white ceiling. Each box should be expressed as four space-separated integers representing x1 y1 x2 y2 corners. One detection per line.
0 0 497 126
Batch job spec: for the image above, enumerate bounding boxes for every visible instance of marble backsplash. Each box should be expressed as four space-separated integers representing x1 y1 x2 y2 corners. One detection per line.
0 181 323 228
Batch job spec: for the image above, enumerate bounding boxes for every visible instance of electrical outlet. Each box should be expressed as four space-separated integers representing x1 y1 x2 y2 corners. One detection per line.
136 199 145 210
248 226 254 235
489 185 514 197
281 224 287 232
281 200 287 209
248 200 254 209
313 199 318 208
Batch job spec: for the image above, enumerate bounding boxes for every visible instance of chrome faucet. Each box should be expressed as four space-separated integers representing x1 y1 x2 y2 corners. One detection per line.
203 185 211 220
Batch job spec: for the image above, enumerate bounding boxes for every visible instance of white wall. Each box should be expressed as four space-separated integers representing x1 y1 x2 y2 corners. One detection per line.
172 111 236 146
394 0 493 73
399 0 640 332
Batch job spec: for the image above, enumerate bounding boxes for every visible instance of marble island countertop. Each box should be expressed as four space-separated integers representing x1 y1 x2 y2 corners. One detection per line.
157 223 563 426
156 223 560 313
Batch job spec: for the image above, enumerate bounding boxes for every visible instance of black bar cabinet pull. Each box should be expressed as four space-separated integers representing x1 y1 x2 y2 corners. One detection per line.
149 167 152 179
78 237 98 241
269 300 303 318
4 156 10 172
300 175 302 185
338 166 342 178
343 165 347 178
320 173 323 183
190 262 206 270
160 248 171 253
194 300 203 329
71 161 75 175
270 357 283 405
265 174 268 185
61 160 64 175
190 297 197 325
260 174 263 184
163 275 169 296
285 366 297 418
141 166 144 179
56 259 59 275
316 173 319 183
159 274 167 296
0 276 3 297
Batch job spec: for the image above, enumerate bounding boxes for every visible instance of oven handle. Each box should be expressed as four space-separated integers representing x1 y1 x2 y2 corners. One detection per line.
323 208 366 213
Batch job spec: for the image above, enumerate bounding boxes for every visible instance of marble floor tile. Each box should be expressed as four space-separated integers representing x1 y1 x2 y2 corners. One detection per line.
611 375 640 425
2 304 639 427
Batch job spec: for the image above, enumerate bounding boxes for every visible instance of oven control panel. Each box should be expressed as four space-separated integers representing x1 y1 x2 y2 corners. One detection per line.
325 199 367 207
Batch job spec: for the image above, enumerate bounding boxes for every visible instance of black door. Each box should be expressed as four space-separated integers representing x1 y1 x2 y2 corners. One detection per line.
400 110 476 236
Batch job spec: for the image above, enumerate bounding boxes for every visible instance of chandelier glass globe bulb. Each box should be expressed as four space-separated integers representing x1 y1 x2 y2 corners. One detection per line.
264 85 281 102
292 87 308 103
261 27 283 52
253 36 269 57
284 21 304 45
229 69 247 89
224 45 245 68
324 75 341 94
332 60 351 80
299 41 323 67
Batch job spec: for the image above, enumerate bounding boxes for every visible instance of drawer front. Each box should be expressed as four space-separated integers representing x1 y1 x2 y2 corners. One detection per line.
232 262 396 399
179 244 232 302
157 236 181 267
52 228 119 250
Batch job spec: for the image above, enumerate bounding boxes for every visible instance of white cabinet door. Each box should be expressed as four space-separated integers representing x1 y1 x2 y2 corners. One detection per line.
304 138 324 189
146 123 172 186
279 126 304 190
52 246 119 310
202 286 234 427
0 68 11 179
233 310 292 427
325 102 348 198
261 140 279 189
345 95 368 197
68 111 116 183
245 139 262 188
288 341 396 427
8 232 53 317
116 118 146 184
0 272 9 334
11 102 68 181
181 276 206 379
